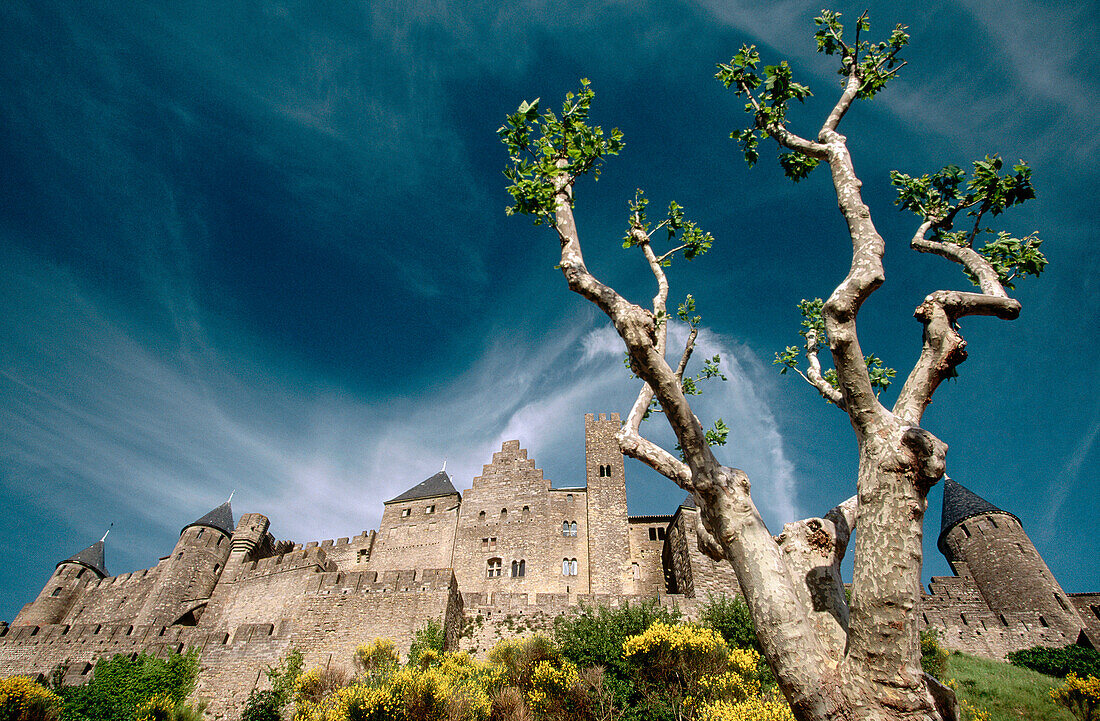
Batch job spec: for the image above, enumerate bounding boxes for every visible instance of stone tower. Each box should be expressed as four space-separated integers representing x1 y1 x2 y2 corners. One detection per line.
134 500 234 625
13 538 107 626
584 413 629 595
938 477 1085 639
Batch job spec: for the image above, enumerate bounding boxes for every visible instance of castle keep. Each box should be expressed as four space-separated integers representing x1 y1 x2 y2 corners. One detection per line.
1 413 1096 718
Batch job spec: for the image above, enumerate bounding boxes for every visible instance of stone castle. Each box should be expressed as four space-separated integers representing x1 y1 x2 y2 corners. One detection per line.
0 413 1096 718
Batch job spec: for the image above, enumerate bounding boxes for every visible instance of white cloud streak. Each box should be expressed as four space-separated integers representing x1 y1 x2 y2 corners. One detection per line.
1 253 802 574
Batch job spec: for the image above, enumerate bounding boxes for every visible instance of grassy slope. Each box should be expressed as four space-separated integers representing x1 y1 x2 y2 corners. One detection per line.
946 651 1075 721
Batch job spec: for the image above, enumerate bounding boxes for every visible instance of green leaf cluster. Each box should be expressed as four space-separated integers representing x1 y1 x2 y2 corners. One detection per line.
499 80 624 225
59 650 199 721
622 191 714 265
813 10 909 99
891 155 1046 288
1008 645 1100 680
773 298 895 401
715 45 812 167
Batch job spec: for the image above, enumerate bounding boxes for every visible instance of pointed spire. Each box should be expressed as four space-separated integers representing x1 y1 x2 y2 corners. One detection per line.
227 490 235 503
59 539 108 578
938 477 1020 553
100 524 112 543
385 470 459 504
182 499 234 536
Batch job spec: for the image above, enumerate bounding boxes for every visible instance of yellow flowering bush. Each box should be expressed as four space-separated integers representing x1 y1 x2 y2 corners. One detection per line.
0 676 62 721
1051 673 1100 721
353 638 399 677
695 694 796 721
525 659 579 712
132 692 206 721
623 622 732 702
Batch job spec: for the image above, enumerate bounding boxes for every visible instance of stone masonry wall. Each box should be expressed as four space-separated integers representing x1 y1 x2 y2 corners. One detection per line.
453 441 590 599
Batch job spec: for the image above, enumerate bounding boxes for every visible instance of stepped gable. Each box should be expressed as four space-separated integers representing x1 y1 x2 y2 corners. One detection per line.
61 539 107 578
385 470 458 504
182 500 234 536
937 477 1020 554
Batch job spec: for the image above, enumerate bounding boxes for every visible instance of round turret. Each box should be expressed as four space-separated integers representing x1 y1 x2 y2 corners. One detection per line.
938 477 1082 635
135 501 234 625
14 539 107 627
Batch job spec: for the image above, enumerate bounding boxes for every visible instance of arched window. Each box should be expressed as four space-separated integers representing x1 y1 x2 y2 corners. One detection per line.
512 560 526 578
52 587 63 597
487 558 502 578
566 493 573 503
479 511 486 521
562 559 570 576
522 505 530 519
501 508 507 520
570 521 577 537
512 560 518 577
562 521 570 536
518 559 525 577
570 559 578 576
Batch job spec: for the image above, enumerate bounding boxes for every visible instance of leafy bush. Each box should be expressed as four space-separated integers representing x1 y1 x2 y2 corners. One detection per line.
0 676 62 721
699 594 758 652
1051 674 1100 721
242 648 302 721
553 600 680 680
920 629 949 680
407 620 446 667
1009 646 1100 679
59 650 199 721
239 690 281 721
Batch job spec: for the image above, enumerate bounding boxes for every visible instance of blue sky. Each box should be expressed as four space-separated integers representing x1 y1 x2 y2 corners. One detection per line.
1 0 1098 623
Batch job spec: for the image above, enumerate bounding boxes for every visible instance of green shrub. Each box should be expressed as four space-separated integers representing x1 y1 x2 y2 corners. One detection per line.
920 629 949 680
1009 646 1100 679
553 600 680 680
60 650 199 721
240 690 281 721
699 594 758 652
407 620 446 666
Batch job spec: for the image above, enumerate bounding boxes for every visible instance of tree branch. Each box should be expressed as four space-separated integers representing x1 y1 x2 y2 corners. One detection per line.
803 329 846 409
893 222 1022 423
821 71 861 134
818 131 889 437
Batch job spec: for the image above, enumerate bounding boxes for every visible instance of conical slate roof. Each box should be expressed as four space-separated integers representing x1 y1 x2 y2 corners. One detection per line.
59 540 107 578
182 500 234 536
386 471 459 504
681 494 696 509
937 477 1020 553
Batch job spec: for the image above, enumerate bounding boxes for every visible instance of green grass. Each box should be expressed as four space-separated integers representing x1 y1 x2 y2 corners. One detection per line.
947 651 1075 721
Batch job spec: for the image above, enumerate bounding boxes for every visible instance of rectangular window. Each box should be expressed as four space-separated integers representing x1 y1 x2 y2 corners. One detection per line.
649 528 658 541
425 505 435 514
482 537 496 551
487 558 502 578
401 508 411 517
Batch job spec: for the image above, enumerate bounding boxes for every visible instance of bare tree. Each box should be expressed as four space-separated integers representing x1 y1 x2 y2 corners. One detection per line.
500 10 1046 721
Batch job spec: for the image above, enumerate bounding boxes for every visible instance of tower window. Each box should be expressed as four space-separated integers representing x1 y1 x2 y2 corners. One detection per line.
1039 615 1049 628
512 559 526 577
960 524 970 538
52 587 62 597
501 508 507 520
197 528 204 539
479 511 486 521
562 521 569 536
76 569 84 579
987 516 998 528
1056 594 1070 612
214 564 221 574
566 494 573 503
570 521 577 537
522 505 530 519
570 559 578 575
425 505 435 514
357 549 370 563
487 558 502 578
482 537 496 551
401 508 411 517
597 464 613 477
